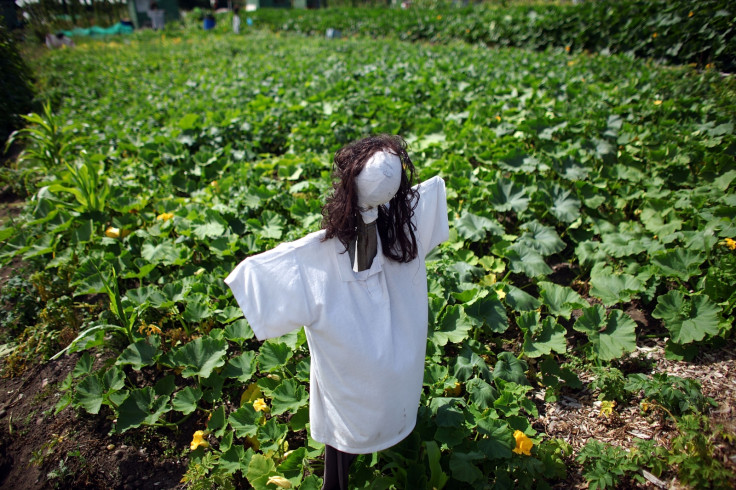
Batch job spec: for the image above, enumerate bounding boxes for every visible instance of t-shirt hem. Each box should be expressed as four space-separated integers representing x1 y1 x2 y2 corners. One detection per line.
311 421 417 455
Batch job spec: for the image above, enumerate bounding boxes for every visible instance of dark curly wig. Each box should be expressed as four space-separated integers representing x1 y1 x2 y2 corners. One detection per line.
322 134 419 263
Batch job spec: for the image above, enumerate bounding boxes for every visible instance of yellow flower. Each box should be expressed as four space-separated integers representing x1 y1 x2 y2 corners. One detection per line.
253 398 269 412
599 400 616 418
652 32 658 38
436 15 442 20
654 100 662 105
565 45 570 52
105 227 121 238
156 212 174 221
190 430 209 450
512 430 533 456
641 401 651 412
688 11 694 17
725 238 736 250
266 475 292 488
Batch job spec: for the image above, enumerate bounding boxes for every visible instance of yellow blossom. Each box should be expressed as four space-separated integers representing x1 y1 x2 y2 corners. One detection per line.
512 430 533 456
157 212 174 221
495 115 502 121
253 398 269 412
688 11 694 17
599 400 616 418
654 100 662 105
190 430 209 450
266 475 292 488
444 382 462 397
436 15 442 20
652 32 658 38
105 227 121 238
641 401 651 412
725 238 736 250
565 45 570 52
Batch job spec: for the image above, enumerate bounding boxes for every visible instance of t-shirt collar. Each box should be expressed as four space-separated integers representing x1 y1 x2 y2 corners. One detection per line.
333 232 384 282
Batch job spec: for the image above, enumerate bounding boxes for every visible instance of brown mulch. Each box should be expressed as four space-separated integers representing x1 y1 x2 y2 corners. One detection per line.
539 339 736 489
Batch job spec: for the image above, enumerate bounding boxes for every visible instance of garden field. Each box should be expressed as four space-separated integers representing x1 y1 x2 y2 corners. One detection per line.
1 14 736 489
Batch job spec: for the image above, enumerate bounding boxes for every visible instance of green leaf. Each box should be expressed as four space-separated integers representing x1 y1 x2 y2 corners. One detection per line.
589 269 644 306
258 341 293 373
116 387 170 433
220 445 254 475
172 337 228 378
74 375 103 414
573 306 637 361
73 352 94 378
522 316 567 358
224 319 254 343
548 184 581 223
245 453 278 490
116 337 161 370
223 351 257 382
208 405 227 437
539 282 587 319
651 248 705 282
449 451 484 483
247 210 285 240
493 352 528 385
463 294 508 333
172 387 203 415
488 178 529 213
505 247 552 277
503 285 541 312
182 294 213 323
476 417 513 459
466 377 497 409
454 211 502 242
228 404 260 438
515 221 565 256
257 417 288 453
271 379 309 415
431 305 473 346
652 291 721 344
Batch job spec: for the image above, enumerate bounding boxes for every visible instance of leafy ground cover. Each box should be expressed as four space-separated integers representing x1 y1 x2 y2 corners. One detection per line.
242 0 736 71
0 23 735 489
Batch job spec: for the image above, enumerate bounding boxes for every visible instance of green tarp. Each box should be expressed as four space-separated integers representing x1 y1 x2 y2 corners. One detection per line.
61 22 134 37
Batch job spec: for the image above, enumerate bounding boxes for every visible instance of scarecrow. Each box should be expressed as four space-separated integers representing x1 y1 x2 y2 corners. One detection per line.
225 134 449 489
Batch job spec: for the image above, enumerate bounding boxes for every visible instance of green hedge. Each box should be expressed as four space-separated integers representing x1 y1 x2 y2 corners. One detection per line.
0 20 35 146
246 0 735 71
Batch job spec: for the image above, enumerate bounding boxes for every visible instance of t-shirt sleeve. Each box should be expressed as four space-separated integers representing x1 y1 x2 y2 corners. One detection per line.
224 245 314 341
413 176 450 257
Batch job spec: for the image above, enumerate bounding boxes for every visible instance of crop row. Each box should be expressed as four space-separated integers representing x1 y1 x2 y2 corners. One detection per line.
241 0 736 71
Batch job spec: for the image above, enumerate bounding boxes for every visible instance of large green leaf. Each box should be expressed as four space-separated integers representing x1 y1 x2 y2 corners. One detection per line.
430 305 474 346
488 178 529 213
258 341 293 373
223 351 257 382
539 282 587 319
521 314 567 358
220 445 254 475
547 184 581 223
651 248 705 282
74 375 103 414
652 291 721 344
514 221 565 256
589 268 645 306
116 387 170 433
493 352 528 385
245 453 279 490
171 337 228 378
171 387 203 415
228 404 260 438
573 306 637 361
463 293 508 333
453 211 502 242
505 247 553 277
116 337 161 370
270 379 309 415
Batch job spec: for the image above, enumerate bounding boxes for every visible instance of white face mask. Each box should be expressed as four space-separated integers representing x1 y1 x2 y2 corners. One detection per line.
355 150 402 223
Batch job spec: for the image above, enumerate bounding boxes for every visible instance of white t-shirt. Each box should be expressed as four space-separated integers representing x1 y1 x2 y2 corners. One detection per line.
225 176 449 453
